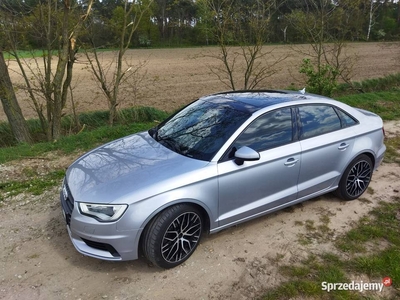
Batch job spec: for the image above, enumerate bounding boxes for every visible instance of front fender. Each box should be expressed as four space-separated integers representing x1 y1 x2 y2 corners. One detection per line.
116 177 219 233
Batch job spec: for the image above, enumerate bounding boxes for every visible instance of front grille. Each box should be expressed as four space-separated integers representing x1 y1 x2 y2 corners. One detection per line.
61 181 74 226
81 238 120 257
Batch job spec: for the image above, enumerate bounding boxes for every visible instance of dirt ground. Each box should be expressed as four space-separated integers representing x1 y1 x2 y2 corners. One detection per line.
1 43 400 299
1 42 400 122
0 120 399 300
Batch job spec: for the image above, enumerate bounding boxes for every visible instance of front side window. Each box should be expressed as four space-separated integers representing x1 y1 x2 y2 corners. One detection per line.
298 105 341 139
232 108 293 152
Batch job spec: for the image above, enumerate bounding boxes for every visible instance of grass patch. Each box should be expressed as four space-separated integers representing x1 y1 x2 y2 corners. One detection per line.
264 256 354 299
0 122 155 164
3 50 57 59
335 73 400 96
4 48 117 60
268 253 286 264
0 169 65 200
305 219 316 231
384 135 400 166
358 198 373 205
337 91 400 121
294 220 303 226
319 214 331 225
263 198 400 299
352 247 400 285
72 106 167 130
297 233 312 246
0 106 169 148
367 187 375 195
296 215 334 246
336 199 400 254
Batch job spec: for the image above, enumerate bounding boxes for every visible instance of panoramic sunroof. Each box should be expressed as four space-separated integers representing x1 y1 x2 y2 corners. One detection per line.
204 91 298 111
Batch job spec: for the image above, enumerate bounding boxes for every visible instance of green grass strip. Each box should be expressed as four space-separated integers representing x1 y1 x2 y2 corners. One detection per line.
337 91 400 121
0 122 155 164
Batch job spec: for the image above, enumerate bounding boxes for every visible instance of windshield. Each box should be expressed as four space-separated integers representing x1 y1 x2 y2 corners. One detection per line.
149 99 250 161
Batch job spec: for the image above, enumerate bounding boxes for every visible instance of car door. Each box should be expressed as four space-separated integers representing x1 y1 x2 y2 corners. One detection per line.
296 105 356 198
217 107 301 227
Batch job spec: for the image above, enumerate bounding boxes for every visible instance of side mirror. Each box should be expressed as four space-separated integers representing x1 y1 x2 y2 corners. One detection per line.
234 146 260 165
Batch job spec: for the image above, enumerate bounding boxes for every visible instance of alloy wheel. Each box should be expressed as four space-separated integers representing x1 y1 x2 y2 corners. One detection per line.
161 212 202 263
345 160 372 198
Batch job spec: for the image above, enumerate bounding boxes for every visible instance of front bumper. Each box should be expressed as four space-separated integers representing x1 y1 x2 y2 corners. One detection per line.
60 190 141 261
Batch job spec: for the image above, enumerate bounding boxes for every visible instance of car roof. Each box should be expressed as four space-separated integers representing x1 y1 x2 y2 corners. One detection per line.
200 90 330 114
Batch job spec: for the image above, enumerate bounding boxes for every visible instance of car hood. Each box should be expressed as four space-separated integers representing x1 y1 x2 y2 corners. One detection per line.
66 132 210 204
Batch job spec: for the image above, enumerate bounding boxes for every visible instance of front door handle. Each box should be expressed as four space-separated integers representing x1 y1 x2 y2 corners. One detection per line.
338 143 350 151
284 158 299 167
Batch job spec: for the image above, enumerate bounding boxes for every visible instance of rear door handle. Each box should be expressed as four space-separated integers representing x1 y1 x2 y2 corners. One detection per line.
338 143 350 151
284 158 299 167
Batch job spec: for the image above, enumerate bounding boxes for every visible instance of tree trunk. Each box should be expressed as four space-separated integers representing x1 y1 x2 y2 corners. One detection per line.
50 1 71 140
0 50 32 144
282 26 287 42
398 1 400 26
367 0 374 41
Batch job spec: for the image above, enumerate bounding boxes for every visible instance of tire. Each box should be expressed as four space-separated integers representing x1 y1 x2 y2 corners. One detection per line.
143 204 203 269
334 154 373 201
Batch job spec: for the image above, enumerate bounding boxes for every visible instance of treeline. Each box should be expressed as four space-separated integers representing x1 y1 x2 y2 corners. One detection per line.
2 0 400 49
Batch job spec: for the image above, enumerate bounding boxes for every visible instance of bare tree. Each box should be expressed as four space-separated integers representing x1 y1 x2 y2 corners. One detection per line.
2 0 94 141
84 0 153 125
198 0 287 90
0 50 32 144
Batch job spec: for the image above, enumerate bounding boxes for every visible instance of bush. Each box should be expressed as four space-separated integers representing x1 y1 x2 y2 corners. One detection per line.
299 58 339 97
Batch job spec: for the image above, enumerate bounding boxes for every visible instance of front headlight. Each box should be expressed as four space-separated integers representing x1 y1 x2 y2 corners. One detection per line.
78 203 128 222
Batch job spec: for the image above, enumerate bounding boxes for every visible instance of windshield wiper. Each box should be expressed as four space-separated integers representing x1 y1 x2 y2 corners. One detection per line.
158 136 183 155
149 126 161 141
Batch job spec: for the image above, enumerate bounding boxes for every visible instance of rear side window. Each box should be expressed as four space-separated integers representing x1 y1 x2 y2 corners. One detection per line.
335 108 357 127
298 105 341 139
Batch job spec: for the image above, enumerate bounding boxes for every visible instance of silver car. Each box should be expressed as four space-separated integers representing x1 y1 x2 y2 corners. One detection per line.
60 90 386 268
